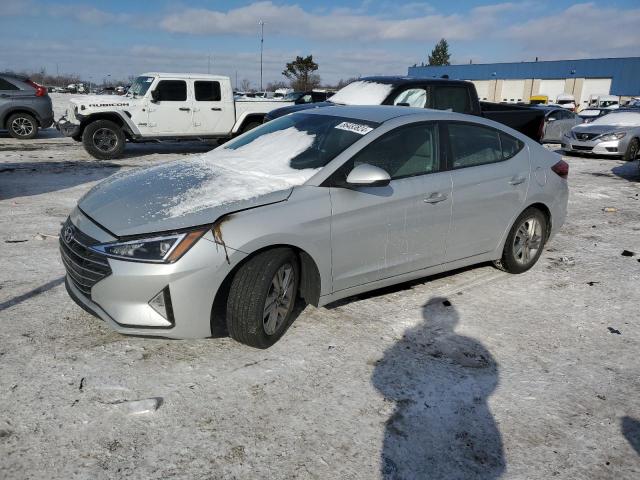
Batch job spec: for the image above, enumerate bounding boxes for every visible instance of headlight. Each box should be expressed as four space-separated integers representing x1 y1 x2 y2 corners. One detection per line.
598 132 626 141
90 228 207 263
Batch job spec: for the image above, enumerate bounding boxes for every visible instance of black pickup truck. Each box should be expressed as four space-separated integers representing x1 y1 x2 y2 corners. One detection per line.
264 77 545 142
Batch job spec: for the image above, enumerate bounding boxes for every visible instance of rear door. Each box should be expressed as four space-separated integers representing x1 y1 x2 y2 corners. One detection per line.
0 77 32 125
192 79 235 135
329 122 452 291
445 121 529 260
543 109 580 143
148 79 193 135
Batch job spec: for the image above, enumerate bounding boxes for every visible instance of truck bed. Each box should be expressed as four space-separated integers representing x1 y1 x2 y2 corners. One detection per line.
480 101 545 142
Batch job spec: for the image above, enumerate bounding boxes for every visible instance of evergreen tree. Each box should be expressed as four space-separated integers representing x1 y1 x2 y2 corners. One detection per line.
428 39 451 66
282 55 319 91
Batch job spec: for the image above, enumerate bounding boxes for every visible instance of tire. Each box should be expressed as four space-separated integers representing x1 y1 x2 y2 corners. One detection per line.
240 121 261 134
493 207 548 274
82 119 125 159
7 113 38 139
623 138 639 162
226 248 300 349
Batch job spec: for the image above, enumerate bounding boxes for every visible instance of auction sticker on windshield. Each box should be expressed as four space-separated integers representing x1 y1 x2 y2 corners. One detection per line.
334 122 374 135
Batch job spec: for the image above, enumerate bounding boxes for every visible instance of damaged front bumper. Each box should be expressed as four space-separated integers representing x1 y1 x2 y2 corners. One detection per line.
56 115 81 137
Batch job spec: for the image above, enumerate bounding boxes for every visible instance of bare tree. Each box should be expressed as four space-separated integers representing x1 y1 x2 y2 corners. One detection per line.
240 78 252 92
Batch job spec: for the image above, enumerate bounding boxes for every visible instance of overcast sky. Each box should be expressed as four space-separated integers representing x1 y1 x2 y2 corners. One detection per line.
2 0 639 87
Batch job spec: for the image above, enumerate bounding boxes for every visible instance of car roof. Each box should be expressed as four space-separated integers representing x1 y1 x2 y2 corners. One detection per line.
358 75 470 87
301 104 464 124
140 72 228 80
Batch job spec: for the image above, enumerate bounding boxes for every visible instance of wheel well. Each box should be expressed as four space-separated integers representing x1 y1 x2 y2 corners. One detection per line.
527 202 552 239
79 113 130 138
3 109 40 128
238 114 265 131
210 244 322 336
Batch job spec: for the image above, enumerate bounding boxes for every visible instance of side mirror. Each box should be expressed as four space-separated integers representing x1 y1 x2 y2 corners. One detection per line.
150 89 159 103
346 164 391 187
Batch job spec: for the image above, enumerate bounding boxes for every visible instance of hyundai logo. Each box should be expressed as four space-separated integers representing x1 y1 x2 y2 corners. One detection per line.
63 225 74 244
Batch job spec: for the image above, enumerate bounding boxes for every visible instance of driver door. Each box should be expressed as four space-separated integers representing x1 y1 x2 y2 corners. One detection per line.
148 79 193 135
329 122 452 292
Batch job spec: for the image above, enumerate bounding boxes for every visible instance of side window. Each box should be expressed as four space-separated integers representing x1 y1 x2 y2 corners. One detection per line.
499 132 525 160
346 123 439 180
194 81 221 101
0 78 19 90
393 88 427 108
433 86 472 113
156 80 187 101
448 123 503 168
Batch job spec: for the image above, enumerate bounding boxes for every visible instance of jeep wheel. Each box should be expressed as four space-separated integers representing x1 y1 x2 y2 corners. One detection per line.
82 120 125 160
7 113 38 140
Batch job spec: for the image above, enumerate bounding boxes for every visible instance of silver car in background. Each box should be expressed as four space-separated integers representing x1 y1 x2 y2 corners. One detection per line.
563 110 640 161
61 106 569 348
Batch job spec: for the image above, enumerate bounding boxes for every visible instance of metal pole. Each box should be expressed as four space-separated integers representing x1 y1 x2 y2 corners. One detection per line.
259 20 265 92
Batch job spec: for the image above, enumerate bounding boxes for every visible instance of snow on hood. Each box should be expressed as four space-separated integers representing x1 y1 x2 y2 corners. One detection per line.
78 127 318 236
165 127 317 217
69 95 135 106
329 81 394 106
590 112 640 127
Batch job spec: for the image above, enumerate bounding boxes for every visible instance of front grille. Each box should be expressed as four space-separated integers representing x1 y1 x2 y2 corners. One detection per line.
573 132 599 141
572 145 593 151
59 218 111 298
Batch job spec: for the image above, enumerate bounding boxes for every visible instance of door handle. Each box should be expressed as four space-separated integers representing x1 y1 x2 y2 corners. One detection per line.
423 193 448 204
509 176 526 186
211 107 222 111
179 107 191 111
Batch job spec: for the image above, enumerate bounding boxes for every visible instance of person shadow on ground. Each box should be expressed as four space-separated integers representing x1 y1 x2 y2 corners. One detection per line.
372 297 505 479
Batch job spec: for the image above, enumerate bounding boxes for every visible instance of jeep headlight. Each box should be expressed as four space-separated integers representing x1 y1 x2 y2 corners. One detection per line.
598 132 626 141
90 228 207 263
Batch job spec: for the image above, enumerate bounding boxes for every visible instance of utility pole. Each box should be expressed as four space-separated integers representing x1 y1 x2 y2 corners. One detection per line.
259 20 265 92
208 55 211 74
235 71 238 90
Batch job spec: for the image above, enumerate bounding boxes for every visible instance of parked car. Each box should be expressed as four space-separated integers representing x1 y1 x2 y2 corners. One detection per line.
60 105 568 347
563 109 640 160
56 73 293 159
586 94 619 110
529 95 549 105
0 73 53 139
577 108 608 123
264 77 546 142
534 105 583 143
556 93 576 111
283 90 334 104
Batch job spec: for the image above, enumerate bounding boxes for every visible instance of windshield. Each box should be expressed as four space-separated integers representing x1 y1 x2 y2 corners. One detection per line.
591 111 640 126
330 81 394 105
223 113 378 170
128 76 154 97
600 100 618 107
283 92 304 101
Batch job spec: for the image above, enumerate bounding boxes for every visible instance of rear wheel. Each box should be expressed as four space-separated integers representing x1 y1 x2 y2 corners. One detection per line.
7 113 38 139
623 138 639 162
82 120 125 159
240 120 261 134
226 248 300 349
493 208 547 274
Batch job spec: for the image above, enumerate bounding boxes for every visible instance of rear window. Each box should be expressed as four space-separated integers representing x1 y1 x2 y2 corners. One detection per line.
433 86 472 113
0 78 19 90
195 81 221 101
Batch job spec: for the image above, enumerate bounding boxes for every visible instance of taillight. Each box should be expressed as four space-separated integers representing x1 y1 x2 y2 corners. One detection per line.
26 79 47 97
551 160 569 179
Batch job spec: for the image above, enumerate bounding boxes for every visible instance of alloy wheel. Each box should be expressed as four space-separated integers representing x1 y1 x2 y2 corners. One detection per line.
263 263 295 335
512 217 542 266
92 128 118 153
11 117 34 137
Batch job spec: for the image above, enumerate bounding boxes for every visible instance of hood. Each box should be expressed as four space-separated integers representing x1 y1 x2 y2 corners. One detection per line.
265 101 332 120
70 95 139 109
79 126 320 237
571 123 625 135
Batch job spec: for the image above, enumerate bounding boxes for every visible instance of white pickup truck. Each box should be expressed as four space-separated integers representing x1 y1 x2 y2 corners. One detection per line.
57 72 292 159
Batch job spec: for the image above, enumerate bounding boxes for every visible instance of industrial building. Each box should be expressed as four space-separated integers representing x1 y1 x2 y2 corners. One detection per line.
407 57 640 107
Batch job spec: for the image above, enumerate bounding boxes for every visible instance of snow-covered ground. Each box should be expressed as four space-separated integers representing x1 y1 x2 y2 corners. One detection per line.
1 113 640 478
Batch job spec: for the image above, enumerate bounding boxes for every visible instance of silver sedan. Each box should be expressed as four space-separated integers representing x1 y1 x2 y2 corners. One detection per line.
60 106 569 348
563 110 640 161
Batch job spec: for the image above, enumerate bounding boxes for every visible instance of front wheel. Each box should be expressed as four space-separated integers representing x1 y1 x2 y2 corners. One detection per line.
7 113 38 139
493 208 547 274
82 119 125 159
623 138 639 162
226 248 300 349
